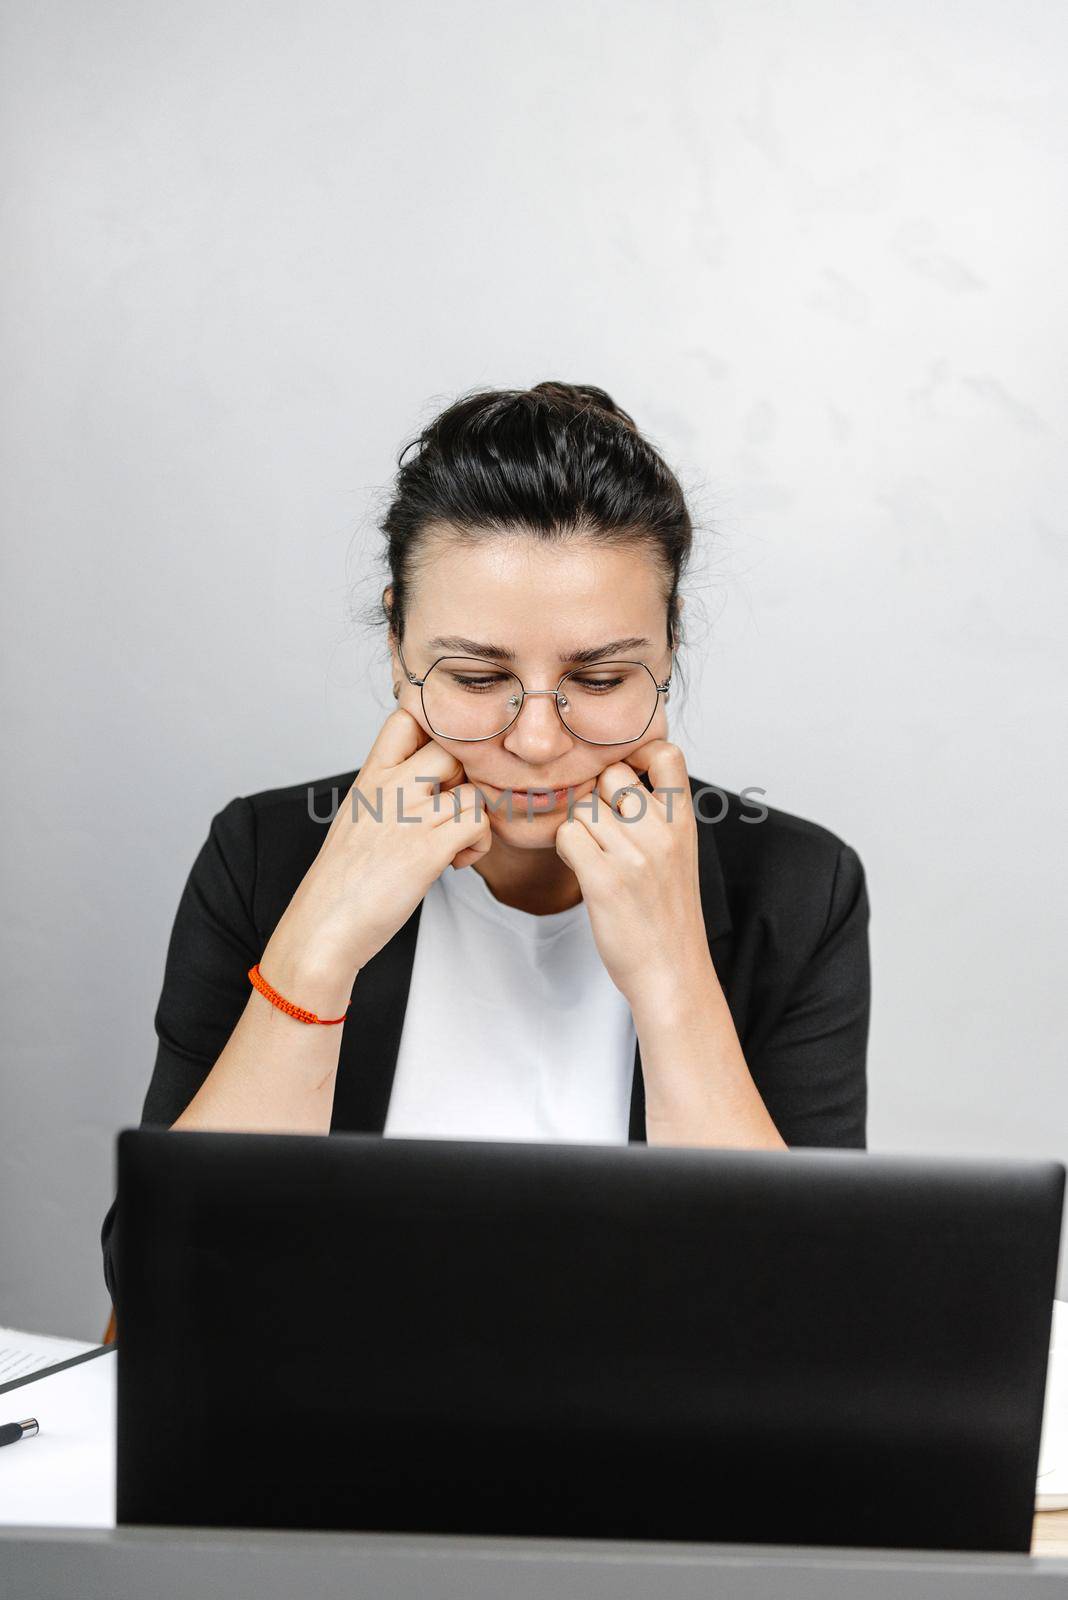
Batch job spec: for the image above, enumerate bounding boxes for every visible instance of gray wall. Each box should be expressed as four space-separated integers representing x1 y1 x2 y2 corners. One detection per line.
2 0 1065 1340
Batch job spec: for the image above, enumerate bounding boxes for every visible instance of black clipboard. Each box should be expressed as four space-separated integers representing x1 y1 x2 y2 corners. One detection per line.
0 1341 116 1397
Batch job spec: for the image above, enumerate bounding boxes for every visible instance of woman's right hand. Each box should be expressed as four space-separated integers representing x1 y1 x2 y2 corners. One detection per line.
259 709 491 1004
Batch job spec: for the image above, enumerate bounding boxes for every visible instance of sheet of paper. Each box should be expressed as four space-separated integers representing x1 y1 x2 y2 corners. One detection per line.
0 1326 96 1387
0 1347 115 1528
1036 1299 1068 1510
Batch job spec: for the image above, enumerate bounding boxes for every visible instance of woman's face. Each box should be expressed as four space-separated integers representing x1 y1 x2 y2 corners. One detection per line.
389 531 675 850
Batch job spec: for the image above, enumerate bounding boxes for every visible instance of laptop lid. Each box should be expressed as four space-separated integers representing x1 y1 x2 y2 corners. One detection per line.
115 1130 1063 1551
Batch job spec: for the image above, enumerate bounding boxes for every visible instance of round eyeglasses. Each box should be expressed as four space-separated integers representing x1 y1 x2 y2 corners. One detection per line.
396 642 674 746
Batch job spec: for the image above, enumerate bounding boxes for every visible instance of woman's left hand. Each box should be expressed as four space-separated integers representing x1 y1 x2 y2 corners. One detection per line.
553 739 710 1007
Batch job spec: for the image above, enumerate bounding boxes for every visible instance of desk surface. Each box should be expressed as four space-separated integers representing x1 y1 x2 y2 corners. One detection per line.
1032 1511 1068 1557
1 1521 1068 1599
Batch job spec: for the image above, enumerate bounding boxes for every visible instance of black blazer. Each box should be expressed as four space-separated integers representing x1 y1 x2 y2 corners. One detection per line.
100 768 871 1303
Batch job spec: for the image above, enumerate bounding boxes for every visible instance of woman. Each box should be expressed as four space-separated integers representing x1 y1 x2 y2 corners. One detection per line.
100 381 870 1306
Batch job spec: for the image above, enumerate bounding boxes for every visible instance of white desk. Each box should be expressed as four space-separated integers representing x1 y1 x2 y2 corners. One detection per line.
0 1345 115 1528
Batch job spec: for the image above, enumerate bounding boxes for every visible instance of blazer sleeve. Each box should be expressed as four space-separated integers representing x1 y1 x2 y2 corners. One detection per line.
748 842 871 1150
100 795 263 1305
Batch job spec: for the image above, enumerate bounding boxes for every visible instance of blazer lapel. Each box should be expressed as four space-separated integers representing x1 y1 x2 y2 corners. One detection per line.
331 772 733 1141
331 899 424 1134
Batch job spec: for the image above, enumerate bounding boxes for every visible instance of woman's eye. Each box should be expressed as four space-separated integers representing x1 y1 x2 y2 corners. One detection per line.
452 675 507 692
570 676 624 693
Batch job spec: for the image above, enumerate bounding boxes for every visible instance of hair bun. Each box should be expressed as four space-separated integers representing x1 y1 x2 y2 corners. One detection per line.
529 381 639 433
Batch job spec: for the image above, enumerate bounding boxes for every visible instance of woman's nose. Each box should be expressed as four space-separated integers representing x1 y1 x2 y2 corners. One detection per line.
501 690 573 761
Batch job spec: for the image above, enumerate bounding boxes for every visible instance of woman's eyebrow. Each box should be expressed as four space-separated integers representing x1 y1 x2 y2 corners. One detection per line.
425 635 651 665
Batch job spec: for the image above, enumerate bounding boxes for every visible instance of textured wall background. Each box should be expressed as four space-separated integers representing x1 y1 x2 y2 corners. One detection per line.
2 0 1066 1337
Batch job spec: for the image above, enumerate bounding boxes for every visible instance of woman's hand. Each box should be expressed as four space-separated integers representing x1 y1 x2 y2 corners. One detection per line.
553 739 709 1008
555 739 785 1150
261 709 491 1002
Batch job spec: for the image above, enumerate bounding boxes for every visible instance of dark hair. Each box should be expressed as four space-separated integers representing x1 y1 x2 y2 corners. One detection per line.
368 381 698 697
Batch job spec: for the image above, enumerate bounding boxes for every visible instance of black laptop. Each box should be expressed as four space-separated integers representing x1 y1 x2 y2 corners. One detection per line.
114 1129 1063 1552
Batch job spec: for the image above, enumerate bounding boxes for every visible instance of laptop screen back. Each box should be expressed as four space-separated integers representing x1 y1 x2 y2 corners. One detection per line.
115 1130 1063 1552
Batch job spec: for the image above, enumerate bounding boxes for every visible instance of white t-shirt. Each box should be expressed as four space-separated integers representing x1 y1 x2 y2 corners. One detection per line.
383 860 637 1144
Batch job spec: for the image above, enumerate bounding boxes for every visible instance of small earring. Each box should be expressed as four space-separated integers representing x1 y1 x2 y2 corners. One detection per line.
392 682 401 700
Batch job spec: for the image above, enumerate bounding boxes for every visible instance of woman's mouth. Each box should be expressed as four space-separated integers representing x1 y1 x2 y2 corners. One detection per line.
479 779 596 814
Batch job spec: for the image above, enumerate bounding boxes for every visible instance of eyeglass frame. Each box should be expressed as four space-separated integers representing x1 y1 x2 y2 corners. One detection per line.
395 640 675 746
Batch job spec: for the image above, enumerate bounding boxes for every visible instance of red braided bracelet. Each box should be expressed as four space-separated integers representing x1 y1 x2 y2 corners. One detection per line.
247 963 349 1026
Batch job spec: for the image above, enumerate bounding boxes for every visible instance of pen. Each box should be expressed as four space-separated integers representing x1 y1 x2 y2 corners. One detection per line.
0 1419 39 1448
